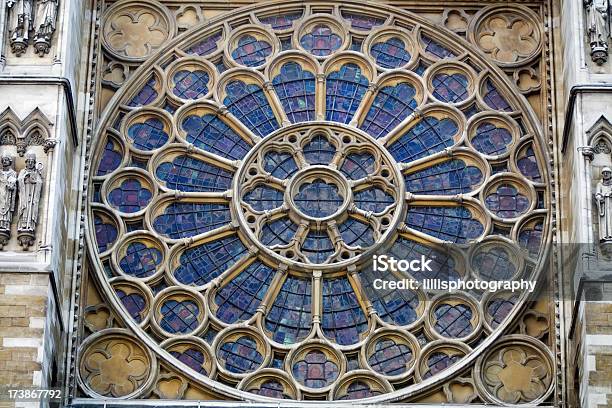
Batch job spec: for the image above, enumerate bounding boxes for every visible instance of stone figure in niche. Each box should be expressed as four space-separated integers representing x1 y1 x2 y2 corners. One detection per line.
17 151 43 249
33 0 58 56
585 0 610 64
0 154 17 249
595 166 612 244
6 0 34 56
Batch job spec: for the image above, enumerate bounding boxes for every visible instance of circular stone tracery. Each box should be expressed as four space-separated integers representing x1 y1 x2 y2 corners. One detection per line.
236 123 403 269
86 0 551 403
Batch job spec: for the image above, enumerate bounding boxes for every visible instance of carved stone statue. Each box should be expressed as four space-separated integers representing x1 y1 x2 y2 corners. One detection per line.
596 167 612 243
6 0 34 56
17 151 43 249
0 154 17 249
33 0 58 56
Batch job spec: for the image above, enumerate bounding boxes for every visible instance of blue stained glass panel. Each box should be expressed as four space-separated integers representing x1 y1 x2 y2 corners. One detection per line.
156 155 233 192
172 70 209 100
360 83 418 138
434 302 473 338
405 206 484 243
153 202 231 239
231 35 272 67
354 187 394 213
186 32 221 56
340 152 376 180
371 37 411 69
249 380 288 398
404 159 483 195
358 270 419 326
170 347 208 375
387 116 458 163
517 146 541 182
263 151 298 179
432 73 469 103
272 62 316 123
128 77 158 107
224 80 279 137
119 242 162 278
260 12 303 30
303 135 336 165
338 382 381 400
300 25 342 56
421 34 456 59
294 180 343 218
387 237 460 282
424 352 460 378
265 276 311 344
301 231 335 263
292 350 338 388
160 299 200 334
108 179 152 213
182 114 251 161
483 79 512 112
471 122 513 155
94 214 117 252
341 12 385 30
219 336 263 373
214 261 275 324
97 140 122 176
487 296 516 328
116 289 146 323
244 185 284 211
321 277 368 345
325 63 369 124
367 338 412 376
472 246 516 280
518 221 543 256
173 235 247 286
127 118 169 151
485 184 530 218
338 218 375 248
260 218 297 246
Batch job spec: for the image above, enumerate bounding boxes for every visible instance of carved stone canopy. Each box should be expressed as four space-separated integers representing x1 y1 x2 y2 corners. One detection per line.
0 107 56 156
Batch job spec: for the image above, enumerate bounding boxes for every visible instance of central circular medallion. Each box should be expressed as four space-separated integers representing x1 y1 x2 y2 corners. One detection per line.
234 122 405 272
289 166 351 221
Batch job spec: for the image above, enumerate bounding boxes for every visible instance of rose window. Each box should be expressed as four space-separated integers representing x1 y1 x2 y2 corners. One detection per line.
84 1 552 403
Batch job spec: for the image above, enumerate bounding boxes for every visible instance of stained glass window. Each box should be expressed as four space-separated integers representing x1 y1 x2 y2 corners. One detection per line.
405 206 484 243
321 278 368 345
224 80 279 137
265 276 312 344
156 156 233 192
153 202 231 239
172 70 209 100
300 25 342 56
326 63 369 123
272 63 316 123
404 159 483 195
371 37 411 69
127 118 168 151
181 113 251 161
387 116 458 163
231 35 273 67
360 83 418 138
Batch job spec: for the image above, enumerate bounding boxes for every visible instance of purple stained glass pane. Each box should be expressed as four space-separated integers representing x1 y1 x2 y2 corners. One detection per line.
518 221 543 256
259 12 303 30
119 242 162 278
387 237 460 282
472 246 516 280
300 25 342 56
186 32 221 56
153 202 231 239
160 299 200 334
170 347 208 375
219 336 263 374
471 122 513 155
97 140 122 176
172 70 210 100
424 352 460 378
517 146 542 181
341 12 385 30
421 34 456 59
340 152 375 180
94 214 117 252
128 77 158 107
156 155 234 192
485 183 530 218
432 73 469 103
231 35 273 67
108 179 152 213
127 118 169 151
248 380 288 398
116 289 146 323
326 63 369 124
371 37 411 69
484 79 512 112
434 302 473 338
272 62 316 123
338 382 381 400
292 350 339 388
406 206 484 243
360 82 418 138
487 296 517 328
321 277 368 345
368 338 412 376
